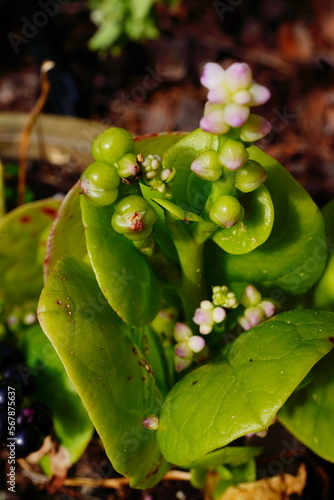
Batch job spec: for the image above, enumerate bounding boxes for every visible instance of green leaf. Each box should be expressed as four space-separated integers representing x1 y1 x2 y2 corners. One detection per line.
81 196 161 327
163 128 219 210
131 325 171 396
214 461 256 498
212 185 274 255
135 132 186 158
152 197 204 222
0 198 61 306
206 146 326 295
44 181 86 281
156 310 334 465
0 160 5 218
313 254 334 310
20 324 93 470
38 256 170 488
313 199 334 310
278 349 334 462
182 446 263 469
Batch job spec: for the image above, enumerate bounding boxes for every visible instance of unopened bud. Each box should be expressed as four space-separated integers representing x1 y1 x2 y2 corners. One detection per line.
245 306 265 327
212 307 226 323
142 415 159 430
241 285 262 307
188 336 206 353
235 160 267 193
200 105 230 135
115 153 140 178
218 139 249 171
111 195 157 241
200 62 225 90
209 195 244 228
224 103 250 128
225 62 252 92
249 83 271 106
174 322 193 342
191 150 223 181
232 90 251 105
240 114 271 142
259 300 276 318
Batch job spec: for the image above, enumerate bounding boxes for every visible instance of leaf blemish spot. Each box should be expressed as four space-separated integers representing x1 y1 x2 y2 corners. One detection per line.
192 381 198 385
127 375 134 381
329 337 334 344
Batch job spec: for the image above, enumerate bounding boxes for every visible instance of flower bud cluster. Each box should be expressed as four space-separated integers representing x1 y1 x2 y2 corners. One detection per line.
173 322 206 372
193 300 226 335
238 285 278 330
199 62 271 137
137 154 175 195
212 285 238 309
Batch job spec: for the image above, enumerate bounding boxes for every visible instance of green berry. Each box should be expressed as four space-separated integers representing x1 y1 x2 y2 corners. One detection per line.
209 195 244 228
218 139 249 171
111 195 157 241
235 160 267 193
190 150 223 181
80 161 120 207
91 127 135 165
115 153 140 178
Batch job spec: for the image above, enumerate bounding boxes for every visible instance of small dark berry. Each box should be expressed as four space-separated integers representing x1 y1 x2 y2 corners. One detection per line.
15 425 44 458
3 364 36 396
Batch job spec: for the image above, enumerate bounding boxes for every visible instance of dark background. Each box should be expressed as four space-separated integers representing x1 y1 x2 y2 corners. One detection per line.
0 0 334 498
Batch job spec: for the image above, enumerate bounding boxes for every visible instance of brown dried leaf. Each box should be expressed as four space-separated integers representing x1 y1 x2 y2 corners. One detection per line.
278 22 313 61
205 464 307 500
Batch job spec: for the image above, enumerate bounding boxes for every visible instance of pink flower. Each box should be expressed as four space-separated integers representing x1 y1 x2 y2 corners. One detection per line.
200 62 225 90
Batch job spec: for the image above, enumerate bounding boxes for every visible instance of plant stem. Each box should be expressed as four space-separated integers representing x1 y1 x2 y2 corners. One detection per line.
0 160 5 218
167 218 207 321
134 235 181 286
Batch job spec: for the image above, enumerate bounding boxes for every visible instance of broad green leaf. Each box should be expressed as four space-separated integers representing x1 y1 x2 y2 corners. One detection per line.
81 196 161 326
0 198 61 306
163 128 219 210
182 446 263 469
38 256 170 488
20 323 93 470
321 199 334 239
44 181 86 281
313 199 334 310
132 325 171 396
278 349 334 462
135 132 186 157
313 254 334 310
212 185 274 255
206 146 326 295
157 310 334 465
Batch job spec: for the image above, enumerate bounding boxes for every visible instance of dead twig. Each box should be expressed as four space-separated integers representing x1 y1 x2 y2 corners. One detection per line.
17 60 55 206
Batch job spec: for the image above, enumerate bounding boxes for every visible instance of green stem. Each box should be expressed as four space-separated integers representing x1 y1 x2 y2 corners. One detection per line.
0 161 5 218
134 235 181 286
167 218 207 322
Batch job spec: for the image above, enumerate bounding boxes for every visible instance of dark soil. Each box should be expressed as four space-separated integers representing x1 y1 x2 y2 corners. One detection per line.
1 0 334 498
